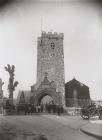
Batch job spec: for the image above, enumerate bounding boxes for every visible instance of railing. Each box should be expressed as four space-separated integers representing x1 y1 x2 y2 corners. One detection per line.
92 100 102 106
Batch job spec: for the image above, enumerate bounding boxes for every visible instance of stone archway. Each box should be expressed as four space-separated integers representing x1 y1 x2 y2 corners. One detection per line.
35 88 61 106
32 73 63 106
41 95 53 104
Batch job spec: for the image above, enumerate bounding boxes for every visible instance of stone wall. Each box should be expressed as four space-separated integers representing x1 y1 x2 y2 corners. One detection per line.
37 31 65 106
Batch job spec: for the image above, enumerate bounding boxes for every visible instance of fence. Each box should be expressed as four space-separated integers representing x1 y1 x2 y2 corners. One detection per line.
92 100 102 106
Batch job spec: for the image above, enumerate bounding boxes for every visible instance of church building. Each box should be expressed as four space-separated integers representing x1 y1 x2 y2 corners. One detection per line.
65 78 90 107
17 32 91 108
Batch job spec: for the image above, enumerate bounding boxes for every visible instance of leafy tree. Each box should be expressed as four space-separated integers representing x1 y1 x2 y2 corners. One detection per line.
5 64 19 102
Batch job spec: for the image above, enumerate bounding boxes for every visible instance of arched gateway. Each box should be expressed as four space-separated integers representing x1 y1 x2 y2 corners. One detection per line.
33 74 62 106
35 89 59 105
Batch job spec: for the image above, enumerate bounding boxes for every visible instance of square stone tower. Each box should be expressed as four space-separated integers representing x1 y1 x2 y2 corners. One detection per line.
37 31 65 106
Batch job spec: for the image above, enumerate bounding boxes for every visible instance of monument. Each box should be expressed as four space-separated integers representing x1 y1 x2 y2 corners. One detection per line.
31 31 65 106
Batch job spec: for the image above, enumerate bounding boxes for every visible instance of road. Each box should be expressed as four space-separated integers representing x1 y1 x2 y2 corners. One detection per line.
0 114 98 140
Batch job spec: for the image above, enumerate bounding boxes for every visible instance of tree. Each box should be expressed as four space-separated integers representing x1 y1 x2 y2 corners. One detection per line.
5 64 19 104
0 78 4 99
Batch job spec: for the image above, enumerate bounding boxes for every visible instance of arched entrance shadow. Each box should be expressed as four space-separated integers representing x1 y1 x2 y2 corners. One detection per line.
35 88 60 106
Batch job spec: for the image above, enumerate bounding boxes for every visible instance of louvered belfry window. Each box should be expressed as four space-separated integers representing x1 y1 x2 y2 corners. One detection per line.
51 42 55 50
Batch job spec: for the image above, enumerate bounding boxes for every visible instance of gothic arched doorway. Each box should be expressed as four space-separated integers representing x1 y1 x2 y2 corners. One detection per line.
41 95 54 105
34 88 62 113
32 73 63 107
34 88 61 106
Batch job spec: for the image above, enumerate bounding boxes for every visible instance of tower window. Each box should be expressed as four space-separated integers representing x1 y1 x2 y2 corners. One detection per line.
51 42 55 50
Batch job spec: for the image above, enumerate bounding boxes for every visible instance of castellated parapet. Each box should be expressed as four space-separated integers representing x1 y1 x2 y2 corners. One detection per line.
41 31 64 39
37 31 65 106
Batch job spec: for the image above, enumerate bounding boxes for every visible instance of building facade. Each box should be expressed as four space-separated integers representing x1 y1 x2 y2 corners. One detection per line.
65 78 90 107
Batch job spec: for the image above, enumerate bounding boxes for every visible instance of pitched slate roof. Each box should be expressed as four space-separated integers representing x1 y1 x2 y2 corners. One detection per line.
17 90 33 104
65 78 89 88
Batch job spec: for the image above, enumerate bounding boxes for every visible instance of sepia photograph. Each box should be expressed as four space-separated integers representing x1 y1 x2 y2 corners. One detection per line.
0 0 102 140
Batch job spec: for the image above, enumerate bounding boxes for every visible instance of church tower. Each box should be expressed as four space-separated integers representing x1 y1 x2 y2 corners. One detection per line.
37 31 65 106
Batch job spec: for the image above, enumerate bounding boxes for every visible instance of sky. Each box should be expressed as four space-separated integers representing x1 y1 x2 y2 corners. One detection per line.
0 0 102 100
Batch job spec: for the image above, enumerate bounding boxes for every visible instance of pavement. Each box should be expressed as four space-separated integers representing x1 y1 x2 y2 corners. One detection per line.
0 114 102 140
43 114 102 140
80 119 102 140
0 114 99 140
0 114 97 140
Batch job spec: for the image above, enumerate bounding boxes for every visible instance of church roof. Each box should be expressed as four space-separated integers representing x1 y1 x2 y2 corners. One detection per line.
17 90 32 98
17 90 33 104
65 78 89 88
